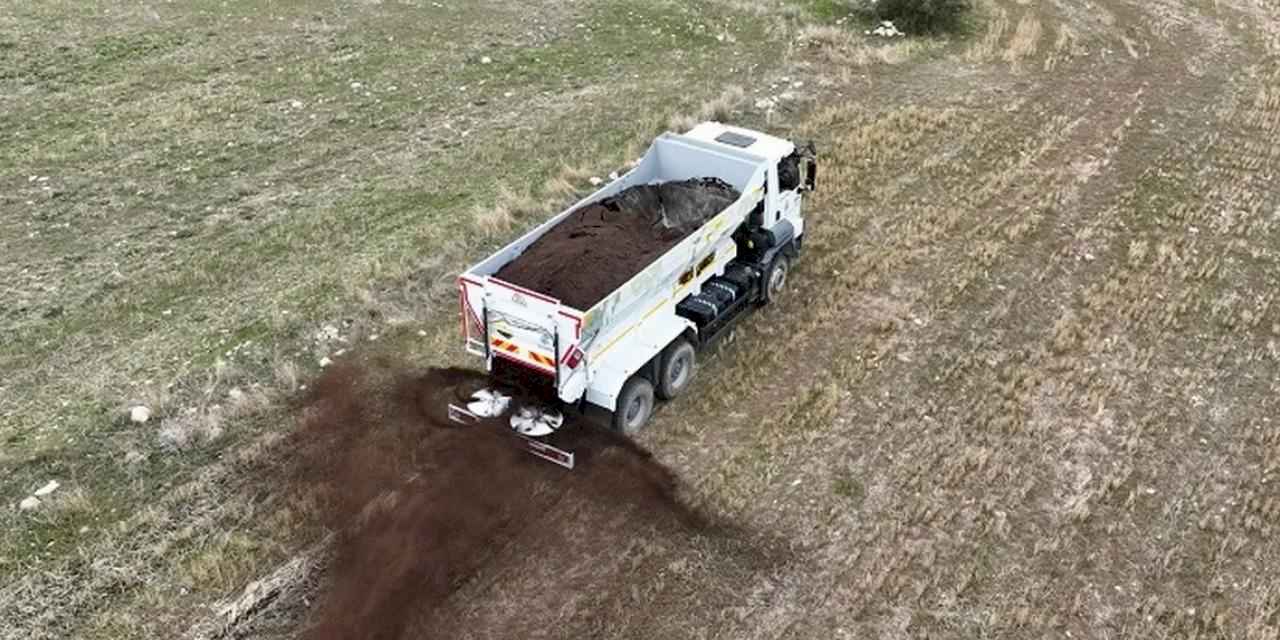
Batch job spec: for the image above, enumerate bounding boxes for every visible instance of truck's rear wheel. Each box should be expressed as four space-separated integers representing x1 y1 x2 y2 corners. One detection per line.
612 376 655 435
657 340 696 401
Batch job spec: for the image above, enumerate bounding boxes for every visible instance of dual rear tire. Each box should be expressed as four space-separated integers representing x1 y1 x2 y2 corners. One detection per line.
611 339 696 435
612 246 796 434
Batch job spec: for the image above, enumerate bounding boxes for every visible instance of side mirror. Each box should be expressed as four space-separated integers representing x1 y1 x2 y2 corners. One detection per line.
796 141 817 192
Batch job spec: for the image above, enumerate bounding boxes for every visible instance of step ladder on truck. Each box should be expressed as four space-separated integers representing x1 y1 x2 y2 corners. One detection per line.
448 122 817 468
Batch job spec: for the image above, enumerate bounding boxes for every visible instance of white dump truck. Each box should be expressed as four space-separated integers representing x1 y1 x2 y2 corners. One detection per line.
449 123 816 467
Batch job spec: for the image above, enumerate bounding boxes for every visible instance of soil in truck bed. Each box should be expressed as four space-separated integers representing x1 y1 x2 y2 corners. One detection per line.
493 177 740 310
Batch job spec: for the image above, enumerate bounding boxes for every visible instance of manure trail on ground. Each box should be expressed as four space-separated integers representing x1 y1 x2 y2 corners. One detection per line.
284 358 708 640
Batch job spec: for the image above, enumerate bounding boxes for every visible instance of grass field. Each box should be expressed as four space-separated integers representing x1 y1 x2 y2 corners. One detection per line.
4 0 1280 638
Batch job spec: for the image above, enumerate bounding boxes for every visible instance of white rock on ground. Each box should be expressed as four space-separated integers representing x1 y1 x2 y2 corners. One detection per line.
316 324 340 343
130 405 152 424
319 357 333 368
33 480 59 497
871 21 906 38
19 497 40 511
588 176 603 186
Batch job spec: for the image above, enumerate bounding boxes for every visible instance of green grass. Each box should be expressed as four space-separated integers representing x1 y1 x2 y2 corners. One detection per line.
832 471 866 504
807 0 860 23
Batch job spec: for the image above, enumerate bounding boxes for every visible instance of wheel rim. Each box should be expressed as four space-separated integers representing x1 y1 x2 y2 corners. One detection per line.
770 262 788 297
670 353 689 389
625 394 649 430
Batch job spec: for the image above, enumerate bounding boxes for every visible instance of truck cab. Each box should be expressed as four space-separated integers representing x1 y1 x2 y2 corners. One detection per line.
683 122 816 246
682 122 816 303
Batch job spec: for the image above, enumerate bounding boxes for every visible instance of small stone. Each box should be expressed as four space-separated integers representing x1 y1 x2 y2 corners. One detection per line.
588 176 603 186
19 497 40 511
317 324 339 342
319 356 333 368
130 406 152 424
228 387 245 401
480 56 492 64
124 450 146 465
417 330 428 337
33 480 59 497
350 82 363 90
289 99 303 109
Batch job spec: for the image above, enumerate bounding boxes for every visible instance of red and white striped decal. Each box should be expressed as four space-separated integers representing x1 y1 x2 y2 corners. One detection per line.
528 352 556 368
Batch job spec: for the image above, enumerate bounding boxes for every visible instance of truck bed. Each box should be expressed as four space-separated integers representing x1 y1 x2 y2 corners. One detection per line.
490 177 740 310
458 129 771 403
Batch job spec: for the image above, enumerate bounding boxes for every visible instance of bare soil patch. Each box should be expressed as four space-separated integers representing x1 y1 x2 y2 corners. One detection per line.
283 358 732 640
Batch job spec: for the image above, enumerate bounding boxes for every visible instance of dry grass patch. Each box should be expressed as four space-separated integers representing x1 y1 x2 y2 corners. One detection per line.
965 1 1009 62
669 85 746 132
1003 12 1043 68
472 185 539 238
797 24 937 67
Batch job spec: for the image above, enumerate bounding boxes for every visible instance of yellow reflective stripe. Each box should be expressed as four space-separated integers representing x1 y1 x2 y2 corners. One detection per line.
591 298 669 360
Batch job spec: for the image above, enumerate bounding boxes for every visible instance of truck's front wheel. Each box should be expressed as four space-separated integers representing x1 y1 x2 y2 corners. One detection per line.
612 376 655 435
764 253 790 303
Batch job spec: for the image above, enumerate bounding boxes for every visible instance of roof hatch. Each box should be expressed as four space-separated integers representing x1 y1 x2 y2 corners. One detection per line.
714 131 756 148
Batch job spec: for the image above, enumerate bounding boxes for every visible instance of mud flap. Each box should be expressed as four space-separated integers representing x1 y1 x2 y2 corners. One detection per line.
447 403 481 424
521 437 575 469
447 401 576 470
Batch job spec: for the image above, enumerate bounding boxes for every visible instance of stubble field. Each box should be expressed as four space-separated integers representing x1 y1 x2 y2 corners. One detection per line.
4 0 1280 638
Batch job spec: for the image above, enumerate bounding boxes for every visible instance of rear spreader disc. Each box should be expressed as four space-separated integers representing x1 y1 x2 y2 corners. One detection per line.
509 405 564 437
465 388 512 418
